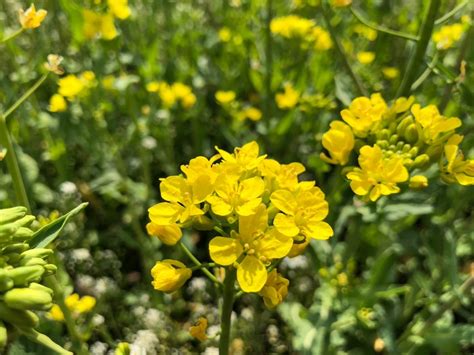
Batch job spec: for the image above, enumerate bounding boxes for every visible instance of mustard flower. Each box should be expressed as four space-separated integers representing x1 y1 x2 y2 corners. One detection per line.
215 141 267 176
320 121 355 165
44 54 64 75
357 51 375 65
216 90 236 105
238 107 262 122
189 317 208 341
49 293 96 321
341 93 387 137
411 104 461 144
151 260 192 293
346 145 409 201
259 159 306 192
270 15 315 39
58 75 85 98
433 23 464 50
209 204 293 292
218 27 232 42
259 270 289 308
18 4 47 29
382 67 399 80
311 26 332 50
107 0 131 20
275 83 300 109
409 175 428 189
441 135 474 185
354 24 377 41
83 10 117 40
48 94 67 112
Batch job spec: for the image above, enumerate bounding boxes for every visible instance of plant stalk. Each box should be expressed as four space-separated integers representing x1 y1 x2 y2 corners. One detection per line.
396 0 441 97
219 267 236 355
179 242 220 284
18 328 73 355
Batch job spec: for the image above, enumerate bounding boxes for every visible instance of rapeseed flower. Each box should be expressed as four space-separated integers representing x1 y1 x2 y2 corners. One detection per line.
108 0 131 20
341 93 387 137
441 135 474 185
270 15 314 39
49 293 96 321
18 4 47 29
259 270 289 308
320 121 355 165
48 94 67 112
276 83 300 109
83 10 117 40
411 104 461 144
189 317 208 341
357 51 375 64
216 90 236 105
433 23 464 50
151 260 192 293
382 67 399 80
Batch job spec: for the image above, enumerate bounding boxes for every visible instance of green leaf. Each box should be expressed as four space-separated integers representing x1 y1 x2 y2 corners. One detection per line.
29 203 88 249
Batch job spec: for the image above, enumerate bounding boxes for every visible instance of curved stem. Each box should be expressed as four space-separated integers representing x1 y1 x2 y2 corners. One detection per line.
17 328 73 355
396 0 441 97
179 242 220 284
4 73 49 120
435 0 469 25
321 4 368 96
0 114 31 211
219 267 236 355
350 7 419 41
1 28 24 43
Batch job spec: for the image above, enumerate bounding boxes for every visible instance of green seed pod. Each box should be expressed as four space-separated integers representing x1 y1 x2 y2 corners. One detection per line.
413 154 430 169
0 321 6 350
4 288 53 311
0 302 39 328
4 265 45 286
0 207 27 225
404 124 418 144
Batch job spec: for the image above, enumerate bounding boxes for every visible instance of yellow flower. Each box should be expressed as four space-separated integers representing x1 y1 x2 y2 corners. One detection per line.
357 51 375 64
49 293 96 321
259 270 289 308
181 155 220 184
207 175 265 217
346 145 409 201
238 107 262 122
48 94 67 112
441 135 474 186
146 81 162 93
218 27 232 42
44 54 64 75
354 24 377 41
271 184 333 240
58 75 85 98
259 159 306 193
409 175 428 189
108 0 131 20
18 4 47 29
146 222 182 245
171 82 193 99
331 0 352 7
115 342 131 355
215 141 267 176
311 26 332 50
215 90 236 105
83 10 118 40
182 93 197 109
382 67 399 80
276 83 300 109
158 85 176 108
320 121 355 165
341 93 387 137
151 260 192 293
209 204 293 292
102 75 116 90
433 23 464 50
189 317 208 341
270 15 315 39
411 104 461 143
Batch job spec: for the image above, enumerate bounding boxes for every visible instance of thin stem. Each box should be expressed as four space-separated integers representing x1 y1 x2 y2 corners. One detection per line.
213 225 228 236
396 0 441 97
45 276 89 355
17 328 73 355
410 52 439 91
321 4 368 96
435 0 469 25
264 0 273 120
191 262 216 271
219 267 236 355
179 242 220 284
0 114 31 211
4 73 49 120
350 7 419 42
0 28 24 43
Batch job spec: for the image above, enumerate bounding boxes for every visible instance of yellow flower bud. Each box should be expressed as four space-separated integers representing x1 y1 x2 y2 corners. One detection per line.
151 260 192 293
409 175 428 189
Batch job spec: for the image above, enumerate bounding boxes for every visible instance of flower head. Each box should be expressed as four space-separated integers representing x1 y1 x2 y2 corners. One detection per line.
341 94 387 137
320 121 355 165
108 0 131 20
189 317 208 341
48 94 67 112
151 260 192 293
441 135 474 186
49 293 96 321
276 83 300 109
216 90 236 105
259 270 289 308
44 54 64 75
19 4 47 29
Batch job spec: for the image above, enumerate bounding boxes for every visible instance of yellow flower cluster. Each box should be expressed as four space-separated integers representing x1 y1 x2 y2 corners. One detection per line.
148 141 332 300
83 0 131 40
432 23 465 50
49 293 96 321
320 94 472 201
215 90 262 122
275 84 336 112
18 4 47 29
146 81 196 109
49 71 97 112
270 15 332 51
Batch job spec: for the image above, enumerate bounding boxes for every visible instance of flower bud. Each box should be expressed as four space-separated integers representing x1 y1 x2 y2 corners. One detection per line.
0 302 39 328
409 175 429 189
413 154 430 169
404 124 418 143
151 260 192 293
396 116 414 136
4 287 53 311
5 265 45 286
389 134 399 145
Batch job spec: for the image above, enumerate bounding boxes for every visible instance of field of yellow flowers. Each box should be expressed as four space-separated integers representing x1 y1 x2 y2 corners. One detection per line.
0 0 473 354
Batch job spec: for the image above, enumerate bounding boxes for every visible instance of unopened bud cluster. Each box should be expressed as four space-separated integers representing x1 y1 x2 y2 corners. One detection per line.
0 207 56 348
321 94 473 201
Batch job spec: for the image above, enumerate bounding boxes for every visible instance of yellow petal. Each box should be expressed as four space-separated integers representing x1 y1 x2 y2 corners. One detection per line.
207 196 233 216
238 204 268 242
209 237 243 265
305 221 333 240
236 198 262 216
237 255 267 292
148 202 183 224
146 222 182 245
273 213 299 237
270 190 297 215
258 229 293 259
240 177 265 200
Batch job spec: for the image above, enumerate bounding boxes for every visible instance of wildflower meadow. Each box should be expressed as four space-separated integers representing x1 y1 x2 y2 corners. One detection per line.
0 0 473 354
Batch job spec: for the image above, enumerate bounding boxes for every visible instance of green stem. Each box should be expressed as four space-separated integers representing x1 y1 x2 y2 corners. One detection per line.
435 0 469 25
410 51 439 91
1 28 24 43
4 73 49 120
17 328 72 355
350 7 419 41
396 0 441 97
219 267 236 355
321 4 368 96
213 225 228 236
264 0 273 121
179 242 220 284
46 276 89 355
0 114 31 211
191 262 216 271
